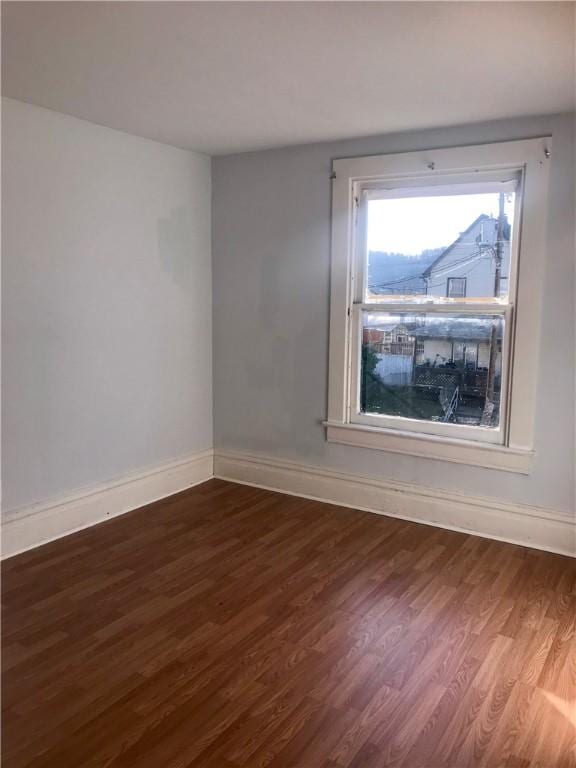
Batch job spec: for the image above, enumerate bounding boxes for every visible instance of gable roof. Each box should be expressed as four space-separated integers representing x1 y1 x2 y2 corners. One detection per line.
422 214 490 278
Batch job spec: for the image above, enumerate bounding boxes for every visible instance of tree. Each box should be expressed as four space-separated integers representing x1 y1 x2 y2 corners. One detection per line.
360 344 380 412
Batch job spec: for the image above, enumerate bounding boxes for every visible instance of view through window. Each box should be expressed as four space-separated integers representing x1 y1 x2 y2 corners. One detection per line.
359 188 515 432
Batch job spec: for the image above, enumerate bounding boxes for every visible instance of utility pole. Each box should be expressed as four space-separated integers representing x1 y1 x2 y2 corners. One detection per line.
485 192 506 421
493 192 505 298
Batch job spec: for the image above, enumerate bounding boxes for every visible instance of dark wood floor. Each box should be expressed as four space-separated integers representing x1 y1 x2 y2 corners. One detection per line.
2 480 575 767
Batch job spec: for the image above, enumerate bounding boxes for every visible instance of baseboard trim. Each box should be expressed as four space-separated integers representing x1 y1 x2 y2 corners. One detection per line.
4 447 572 560
214 450 575 557
1 449 214 559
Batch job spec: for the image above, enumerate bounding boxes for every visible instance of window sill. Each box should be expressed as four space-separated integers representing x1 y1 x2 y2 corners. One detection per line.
324 421 533 474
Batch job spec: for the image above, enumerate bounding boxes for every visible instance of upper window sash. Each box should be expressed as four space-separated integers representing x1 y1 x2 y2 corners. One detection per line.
352 174 522 308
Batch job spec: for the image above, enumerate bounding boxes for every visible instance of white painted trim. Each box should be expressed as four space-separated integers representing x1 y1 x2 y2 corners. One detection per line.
328 138 552 467
1 449 214 559
324 422 533 474
214 450 574 557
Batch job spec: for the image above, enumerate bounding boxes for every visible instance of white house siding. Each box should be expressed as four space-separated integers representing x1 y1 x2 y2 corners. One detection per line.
478 342 490 368
419 340 453 365
478 342 502 374
418 339 501 374
426 217 510 299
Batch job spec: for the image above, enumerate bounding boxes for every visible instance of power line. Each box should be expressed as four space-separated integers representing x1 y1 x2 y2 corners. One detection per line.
426 255 487 290
371 241 510 292
370 249 489 291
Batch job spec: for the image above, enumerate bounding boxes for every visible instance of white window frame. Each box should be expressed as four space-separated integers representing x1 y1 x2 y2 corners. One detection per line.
350 173 518 446
325 138 552 474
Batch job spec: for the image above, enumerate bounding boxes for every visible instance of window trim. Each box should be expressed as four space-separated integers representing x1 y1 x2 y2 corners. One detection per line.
326 138 552 473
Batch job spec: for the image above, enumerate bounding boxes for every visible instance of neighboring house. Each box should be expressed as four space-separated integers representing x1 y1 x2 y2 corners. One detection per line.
368 213 511 299
364 323 417 357
363 319 502 374
411 319 502 374
422 214 511 299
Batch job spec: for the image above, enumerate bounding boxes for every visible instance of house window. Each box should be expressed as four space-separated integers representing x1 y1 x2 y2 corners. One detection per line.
326 139 551 472
357 182 514 441
447 277 467 298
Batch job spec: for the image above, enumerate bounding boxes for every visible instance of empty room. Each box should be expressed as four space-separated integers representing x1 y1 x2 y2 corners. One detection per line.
1 2 575 766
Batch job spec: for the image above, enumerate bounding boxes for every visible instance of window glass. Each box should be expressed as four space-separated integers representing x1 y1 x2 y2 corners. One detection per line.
447 277 466 298
365 191 515 302
360 312 504 429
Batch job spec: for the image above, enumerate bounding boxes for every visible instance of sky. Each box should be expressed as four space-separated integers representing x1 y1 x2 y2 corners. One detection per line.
367 192 515 255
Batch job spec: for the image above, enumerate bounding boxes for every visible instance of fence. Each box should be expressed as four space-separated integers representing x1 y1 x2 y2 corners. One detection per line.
414 365 491 393
375 354 414 386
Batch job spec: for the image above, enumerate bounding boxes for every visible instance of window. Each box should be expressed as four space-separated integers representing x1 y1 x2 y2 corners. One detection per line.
326 139 551 472
447 277 467 298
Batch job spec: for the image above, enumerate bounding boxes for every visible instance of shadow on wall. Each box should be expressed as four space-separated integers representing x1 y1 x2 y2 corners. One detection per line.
158 207 196 287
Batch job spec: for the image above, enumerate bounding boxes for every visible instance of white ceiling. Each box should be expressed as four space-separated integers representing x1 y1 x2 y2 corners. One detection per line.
2 2 574 156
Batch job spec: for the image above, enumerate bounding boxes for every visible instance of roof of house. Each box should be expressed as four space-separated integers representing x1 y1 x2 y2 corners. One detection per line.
365 322 411 334
365 319 502 342
412 320 503 341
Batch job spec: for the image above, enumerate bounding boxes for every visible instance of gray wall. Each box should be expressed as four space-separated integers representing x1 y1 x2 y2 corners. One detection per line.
213 113 575 514
2 98 213 511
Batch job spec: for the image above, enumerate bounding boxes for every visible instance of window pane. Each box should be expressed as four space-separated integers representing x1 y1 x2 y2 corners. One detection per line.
360 312 504 429
447 277 466 298
366 191 515 301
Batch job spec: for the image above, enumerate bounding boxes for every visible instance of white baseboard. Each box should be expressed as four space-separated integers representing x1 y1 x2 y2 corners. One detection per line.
1 449 214 559
214 450 575 557
4 447 573 560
